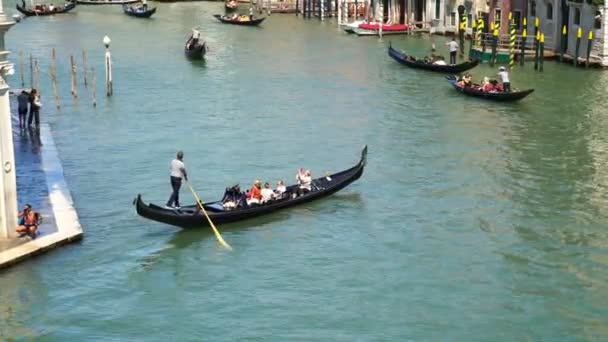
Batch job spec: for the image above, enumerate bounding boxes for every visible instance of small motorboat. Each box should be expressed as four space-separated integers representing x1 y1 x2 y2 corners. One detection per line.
16 1 76 16
123 4 156 18
184 37 206 60
213 14 266 26
445 75 534 102
388 45 479 73
359 22 408 31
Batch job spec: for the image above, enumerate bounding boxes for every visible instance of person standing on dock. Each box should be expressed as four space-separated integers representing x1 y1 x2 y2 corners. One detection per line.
446 37 459 65
166 151 188 209
497 66 511 92
17 90 29 130
27 89 41 129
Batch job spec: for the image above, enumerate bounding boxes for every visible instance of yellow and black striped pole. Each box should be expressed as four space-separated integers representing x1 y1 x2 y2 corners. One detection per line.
575 26 582 66
520 17 527 66
586 30 593 67
509 12 515 69
476 18 484 47
459 13 467 55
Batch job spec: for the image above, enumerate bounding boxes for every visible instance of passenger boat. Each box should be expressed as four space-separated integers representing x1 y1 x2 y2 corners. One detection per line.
123 4 156 18
213 14 266 26
225 0 238 10
445 75 534 102
77 0 138 5
184 37 206 59
359 22 408 31
134 146 367 229
388 45 479 73
16 1 76 16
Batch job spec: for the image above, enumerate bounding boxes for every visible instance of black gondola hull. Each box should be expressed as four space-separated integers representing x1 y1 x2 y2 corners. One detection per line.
213 14 266 26
388 45 479 73
16 2 76 16
123 5 156 17
184 40 206 59
135 146 367 228
445 75 534 102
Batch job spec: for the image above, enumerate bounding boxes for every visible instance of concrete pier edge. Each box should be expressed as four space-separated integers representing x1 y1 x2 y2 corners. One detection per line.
0 124 83 269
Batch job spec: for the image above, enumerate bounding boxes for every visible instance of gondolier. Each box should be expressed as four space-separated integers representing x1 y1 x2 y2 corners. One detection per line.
166 151 188 209
497 66 511 92
446 37 459 65
142 0 147 9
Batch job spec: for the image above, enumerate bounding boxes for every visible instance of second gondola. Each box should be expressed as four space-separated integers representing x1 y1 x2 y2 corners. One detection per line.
388 45 479 73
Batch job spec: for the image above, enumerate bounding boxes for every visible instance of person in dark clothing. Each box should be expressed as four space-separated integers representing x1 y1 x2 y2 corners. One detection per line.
27 88 41 128
17 90 29 130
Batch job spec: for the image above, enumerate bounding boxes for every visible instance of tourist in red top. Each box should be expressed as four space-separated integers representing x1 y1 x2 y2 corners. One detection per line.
247 180 262 205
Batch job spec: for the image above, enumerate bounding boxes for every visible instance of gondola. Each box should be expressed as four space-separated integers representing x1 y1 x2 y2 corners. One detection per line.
225 0 238 10
123 4 156 17
16 1 76 16
445 75 534 102
134 146 367 229
184 37 206 59
388 45 479 73
212 14 266 26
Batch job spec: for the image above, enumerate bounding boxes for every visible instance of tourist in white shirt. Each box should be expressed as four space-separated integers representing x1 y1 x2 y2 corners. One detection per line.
296 169 312 196
497 66 511 92
260 182 274 203
446 37 459 65
166 151 188 209
275 180 286 199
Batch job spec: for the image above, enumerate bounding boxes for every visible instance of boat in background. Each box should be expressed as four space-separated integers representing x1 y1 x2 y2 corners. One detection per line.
184 37 206 60
388 45 479 73
445 75 534 102
213 14 266 26
77 0 138 5
16 1 76 16
123 4 156 18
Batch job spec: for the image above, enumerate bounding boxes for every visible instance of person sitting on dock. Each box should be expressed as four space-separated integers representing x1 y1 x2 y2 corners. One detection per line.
247 180 263 205
497 66 511 92
260 182 274 204
16 204 40 239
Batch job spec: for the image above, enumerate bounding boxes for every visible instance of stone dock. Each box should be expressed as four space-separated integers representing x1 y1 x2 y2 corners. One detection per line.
0 117 82 269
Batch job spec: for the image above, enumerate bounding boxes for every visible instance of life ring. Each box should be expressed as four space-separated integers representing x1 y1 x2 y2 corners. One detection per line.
3 161 11 173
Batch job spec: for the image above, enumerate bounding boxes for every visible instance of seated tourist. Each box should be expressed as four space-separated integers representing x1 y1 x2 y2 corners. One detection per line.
490 79 502 92
462 73 473 87
48 3 55 11
275 180 287 199
16 204 39 239
432 56 447 65
260 182 274 204
247 180 262 205
222 184 243 209
296 169 312 196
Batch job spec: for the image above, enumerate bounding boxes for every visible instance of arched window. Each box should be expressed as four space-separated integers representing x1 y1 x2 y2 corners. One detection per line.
547 2 553 20
574 8 581 25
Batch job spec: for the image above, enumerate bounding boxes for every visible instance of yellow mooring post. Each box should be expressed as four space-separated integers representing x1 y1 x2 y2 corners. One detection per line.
560 25 567 62
476 17 484 48
539 32 545 72
520 17 527 66
509 12 515 69
575 26 582 66
586 30 593 68
469 17 476 59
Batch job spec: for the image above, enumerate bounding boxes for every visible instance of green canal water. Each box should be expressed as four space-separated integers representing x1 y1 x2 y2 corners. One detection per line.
2 2 608 340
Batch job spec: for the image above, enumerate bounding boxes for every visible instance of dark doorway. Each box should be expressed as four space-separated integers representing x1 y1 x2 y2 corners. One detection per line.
415 0 424 26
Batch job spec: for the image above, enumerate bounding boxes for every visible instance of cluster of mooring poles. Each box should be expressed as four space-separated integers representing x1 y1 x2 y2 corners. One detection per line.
16 35 113 109
470 14 596 71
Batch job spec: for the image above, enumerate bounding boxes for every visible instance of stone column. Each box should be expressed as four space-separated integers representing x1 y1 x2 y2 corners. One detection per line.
0 0 17 239
601 5 608 66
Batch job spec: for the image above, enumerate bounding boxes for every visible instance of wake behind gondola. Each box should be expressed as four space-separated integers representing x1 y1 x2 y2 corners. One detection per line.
135 146 367 228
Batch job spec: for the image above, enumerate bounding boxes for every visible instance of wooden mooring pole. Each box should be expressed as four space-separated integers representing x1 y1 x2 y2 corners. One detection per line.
51 48 60 109
70 55 77 98
19 50 24 87
82 49 88 87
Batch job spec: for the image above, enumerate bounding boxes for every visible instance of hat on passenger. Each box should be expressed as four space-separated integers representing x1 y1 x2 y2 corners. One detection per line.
499 66 506 71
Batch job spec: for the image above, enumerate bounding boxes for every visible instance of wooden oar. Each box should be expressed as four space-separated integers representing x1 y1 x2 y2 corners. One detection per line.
186 182 233 251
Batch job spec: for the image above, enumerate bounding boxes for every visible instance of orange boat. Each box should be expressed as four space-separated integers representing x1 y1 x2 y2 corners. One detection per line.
358 23 409 31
